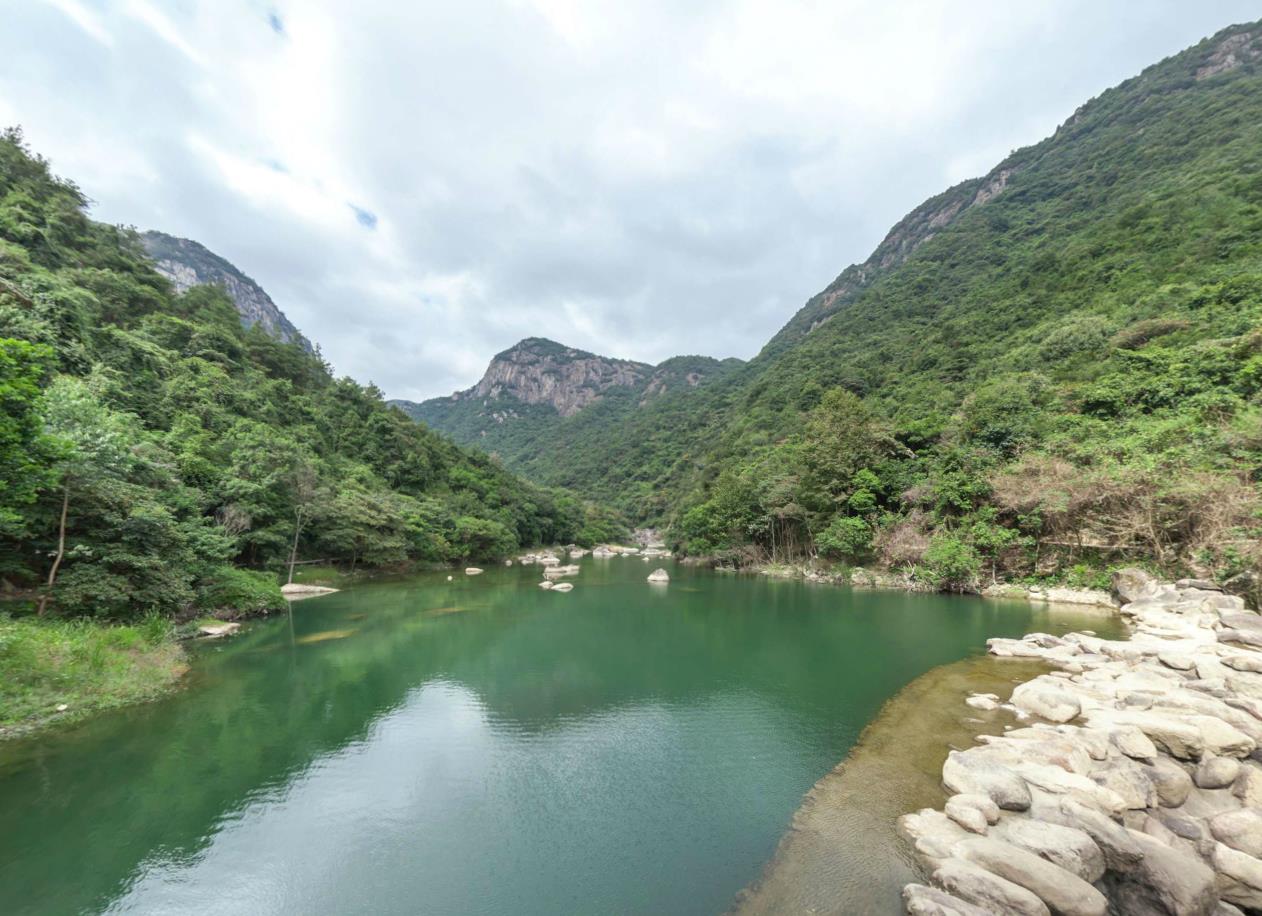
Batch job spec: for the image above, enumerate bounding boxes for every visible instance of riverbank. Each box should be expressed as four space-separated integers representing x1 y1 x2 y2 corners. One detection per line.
694 556 1123 611
0 615 188 740
899 571 1262 914
732 655 1052 914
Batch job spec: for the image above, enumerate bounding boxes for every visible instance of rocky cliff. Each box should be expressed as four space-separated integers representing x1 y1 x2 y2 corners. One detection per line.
141 231 312 352
456 337 653 418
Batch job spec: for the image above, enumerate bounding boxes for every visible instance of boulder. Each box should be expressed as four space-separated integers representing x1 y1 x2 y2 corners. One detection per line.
550 582 573 592
900 809 972 864
1050 799 1143 871
1113 567 1159 603
931 859 1050 916
1106 829 1217 916
1088 710 1204 759
1209 809 1262 858
1224 654 1262 675
1158 651 1197 671
966 694 1000 712
1197 755 1242 789
1235 765 1262 807
198 622 240 638
1091 758 1157 810
943 750 1031 811
464 567 484 575
538 580 553 589
1112 725 1158 761
953 836 1107 916
1177 578 1222 592
902 884 992 916
945 795 993 835
1213 842 1262 911
992 817 1105 883
1191 715 1255 758
1146 757 1193 807
647 568 670 583
1011 681 1081 723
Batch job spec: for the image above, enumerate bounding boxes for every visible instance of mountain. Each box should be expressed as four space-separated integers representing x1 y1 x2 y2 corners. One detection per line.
140 230 313 352
412 19 1262 591
393 338 743 498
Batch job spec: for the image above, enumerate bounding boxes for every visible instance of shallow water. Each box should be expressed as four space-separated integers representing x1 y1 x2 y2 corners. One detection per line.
0 562 1120 915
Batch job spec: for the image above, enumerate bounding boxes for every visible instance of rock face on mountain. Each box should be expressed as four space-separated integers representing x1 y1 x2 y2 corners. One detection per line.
393 339 741 455
141 231 312 352
456 338 653 418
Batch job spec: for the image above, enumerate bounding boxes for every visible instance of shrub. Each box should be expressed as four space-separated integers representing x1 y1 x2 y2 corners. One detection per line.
918 533 982 592
196 566 286 617
815 516 871 560
1110 318 1190 349
1037 315 1112 362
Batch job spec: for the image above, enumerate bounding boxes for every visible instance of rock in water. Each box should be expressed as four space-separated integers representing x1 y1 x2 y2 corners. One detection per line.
647 568 670 583
198 622 241 638
465 567 483 575
551 582 573 592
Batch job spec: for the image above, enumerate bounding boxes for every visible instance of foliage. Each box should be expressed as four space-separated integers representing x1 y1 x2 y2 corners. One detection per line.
195 566 286 617
0 128 598 619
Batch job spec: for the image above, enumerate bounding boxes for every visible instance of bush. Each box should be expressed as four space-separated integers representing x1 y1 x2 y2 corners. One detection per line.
816 516 871 559
195 566 286 617
918 533 982 592
1038 315 1112 362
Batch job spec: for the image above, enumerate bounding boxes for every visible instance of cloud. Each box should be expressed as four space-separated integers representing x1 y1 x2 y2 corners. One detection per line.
7 0 1260 399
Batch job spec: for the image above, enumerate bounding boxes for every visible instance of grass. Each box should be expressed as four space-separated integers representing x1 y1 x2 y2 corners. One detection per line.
0 613 187 739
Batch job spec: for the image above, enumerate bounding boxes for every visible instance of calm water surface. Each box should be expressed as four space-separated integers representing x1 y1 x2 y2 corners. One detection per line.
0 561 1120 915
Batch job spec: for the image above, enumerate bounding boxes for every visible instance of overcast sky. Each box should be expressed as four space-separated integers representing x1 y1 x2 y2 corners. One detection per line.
1 1 1256 400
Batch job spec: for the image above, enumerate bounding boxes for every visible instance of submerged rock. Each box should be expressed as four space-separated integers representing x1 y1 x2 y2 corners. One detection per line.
198 622 241 638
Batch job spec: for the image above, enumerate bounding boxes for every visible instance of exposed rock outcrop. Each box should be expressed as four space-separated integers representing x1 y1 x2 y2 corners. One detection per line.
141 231 311 351
902 579 1262 914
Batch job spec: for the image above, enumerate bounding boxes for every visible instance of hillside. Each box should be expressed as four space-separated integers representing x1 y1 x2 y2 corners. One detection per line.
141 230 313 352
416 20 1262 593
0 129 620 621
395 338 743 512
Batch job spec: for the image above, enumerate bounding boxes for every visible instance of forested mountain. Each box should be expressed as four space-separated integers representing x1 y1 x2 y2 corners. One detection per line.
394 339 743 514
0 129 620 620
141 230 312 352
416 20 1262 592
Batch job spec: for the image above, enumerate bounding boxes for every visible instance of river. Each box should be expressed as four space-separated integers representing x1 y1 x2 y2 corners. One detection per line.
0 560 1121 915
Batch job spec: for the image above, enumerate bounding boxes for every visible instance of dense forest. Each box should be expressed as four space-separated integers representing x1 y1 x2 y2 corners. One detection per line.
0 129 622 622
416 21 1262 595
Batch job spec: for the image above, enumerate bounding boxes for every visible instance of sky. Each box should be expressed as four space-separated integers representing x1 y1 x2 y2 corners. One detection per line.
1 1 1257 400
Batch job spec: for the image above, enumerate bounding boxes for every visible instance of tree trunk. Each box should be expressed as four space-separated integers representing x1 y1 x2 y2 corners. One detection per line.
287 506 305 585
38 486 70 616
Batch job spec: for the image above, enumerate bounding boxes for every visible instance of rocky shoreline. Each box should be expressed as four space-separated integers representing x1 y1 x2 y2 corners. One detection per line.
900 570 1262 915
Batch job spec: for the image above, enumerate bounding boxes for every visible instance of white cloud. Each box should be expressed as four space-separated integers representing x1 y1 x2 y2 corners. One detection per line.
4 0 1259 399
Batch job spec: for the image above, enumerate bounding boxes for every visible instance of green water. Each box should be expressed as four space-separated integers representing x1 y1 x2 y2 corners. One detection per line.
0 561 1120 915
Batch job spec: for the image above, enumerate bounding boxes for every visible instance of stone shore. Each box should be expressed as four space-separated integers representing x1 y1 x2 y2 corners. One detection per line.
900 570 1262 915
